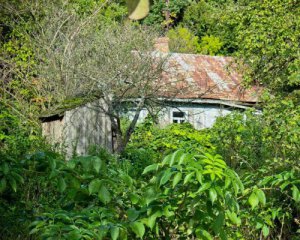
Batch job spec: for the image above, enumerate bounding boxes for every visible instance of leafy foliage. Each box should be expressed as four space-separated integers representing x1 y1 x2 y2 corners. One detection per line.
199 35 223 55
210 100 300 238
167 26 200 54
28 148 250 239
141 0 190 29
232 0 300 92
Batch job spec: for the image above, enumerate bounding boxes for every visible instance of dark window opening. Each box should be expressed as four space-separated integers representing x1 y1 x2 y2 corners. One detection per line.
172 111 186 124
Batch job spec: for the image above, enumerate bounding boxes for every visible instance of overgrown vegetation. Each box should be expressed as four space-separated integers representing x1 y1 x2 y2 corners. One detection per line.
0 0 299 239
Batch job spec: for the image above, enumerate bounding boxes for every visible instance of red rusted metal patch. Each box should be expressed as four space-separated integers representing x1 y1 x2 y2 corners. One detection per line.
160 53 261 103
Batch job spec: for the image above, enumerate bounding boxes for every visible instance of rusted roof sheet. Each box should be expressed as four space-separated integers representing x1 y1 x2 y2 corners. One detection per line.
161 53 261 103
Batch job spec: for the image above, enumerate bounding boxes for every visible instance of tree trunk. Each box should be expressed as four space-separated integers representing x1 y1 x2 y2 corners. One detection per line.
115 98 145 154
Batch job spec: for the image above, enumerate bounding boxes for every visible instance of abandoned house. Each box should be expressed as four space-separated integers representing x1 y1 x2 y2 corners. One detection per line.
129 37 260 129
41 37 260 155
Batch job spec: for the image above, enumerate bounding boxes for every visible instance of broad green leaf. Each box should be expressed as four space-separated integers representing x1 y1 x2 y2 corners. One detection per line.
0 178 7 193
57 177 66 193
49 158 56 170
226 211 241 226
203 152 214 161
54 213 71 221
88 179 102 194
29 227 40 235
130 193 140 204
178 153 189 165
212 211 225 234
196 170 203 184
130 221 145 239
92 157 102 173
214 157 227 167
280 181 290 190
2 163 9 174
292 185 300 202
142 164 158 175
121 174 133 187
226 169 244 193
196 229 213 240
232 182 239 195
225 177 231 189
143 187 158 205
255 221 264 229
11 172 24 184
256 189 266 206
98 185 111 204
260 176 272 185
162 154 172 166
262 225 269 237
67 160 76 169
119 228 128 240
79 156 92 171
160 169 173 186
127 208 139 221
172 172 182 188
196 182 211 193
248 192 259 209
66 230 82 239
209 188 217 204
9 178 17 192
169 150 183 166
111 226 120 240
183 172 194 185
163 205 174 217
145 214 157 229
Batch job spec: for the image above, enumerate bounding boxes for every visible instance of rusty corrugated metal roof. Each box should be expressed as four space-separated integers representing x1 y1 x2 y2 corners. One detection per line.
161 53 261 103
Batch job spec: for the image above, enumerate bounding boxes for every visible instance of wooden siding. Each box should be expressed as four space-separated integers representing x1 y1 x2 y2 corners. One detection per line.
42 100 112 157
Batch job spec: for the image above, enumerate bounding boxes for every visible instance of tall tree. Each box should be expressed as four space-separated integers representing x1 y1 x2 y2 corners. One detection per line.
233 0 300 93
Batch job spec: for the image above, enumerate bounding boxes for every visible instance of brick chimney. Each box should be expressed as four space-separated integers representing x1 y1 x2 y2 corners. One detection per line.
154 37 169 53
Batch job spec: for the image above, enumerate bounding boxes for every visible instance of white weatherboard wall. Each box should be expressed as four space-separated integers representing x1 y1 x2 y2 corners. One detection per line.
129 104 236 130
158 105 232 129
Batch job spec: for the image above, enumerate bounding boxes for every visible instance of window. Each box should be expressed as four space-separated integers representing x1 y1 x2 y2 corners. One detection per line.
172 110 187 123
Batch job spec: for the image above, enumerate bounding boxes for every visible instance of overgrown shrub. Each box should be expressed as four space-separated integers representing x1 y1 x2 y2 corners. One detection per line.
209 98 300 238
0 105 51 239
210 110 264 170
123 122 214 175
29 149 259 239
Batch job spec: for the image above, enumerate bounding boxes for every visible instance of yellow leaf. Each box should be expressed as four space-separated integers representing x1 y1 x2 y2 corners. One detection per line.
127 0 150 20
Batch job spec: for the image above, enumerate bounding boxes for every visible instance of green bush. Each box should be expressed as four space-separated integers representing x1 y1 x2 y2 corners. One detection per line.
167 26 200 54
199 35 223 55
29 149 255 239
210 110 264 170
126 122 213 161
209 98 300 238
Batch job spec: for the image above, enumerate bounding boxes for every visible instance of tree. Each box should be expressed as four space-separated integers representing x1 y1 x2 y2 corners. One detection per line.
232 0 300 93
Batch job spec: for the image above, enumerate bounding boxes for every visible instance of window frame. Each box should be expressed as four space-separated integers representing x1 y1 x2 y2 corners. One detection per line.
171 109 188 124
